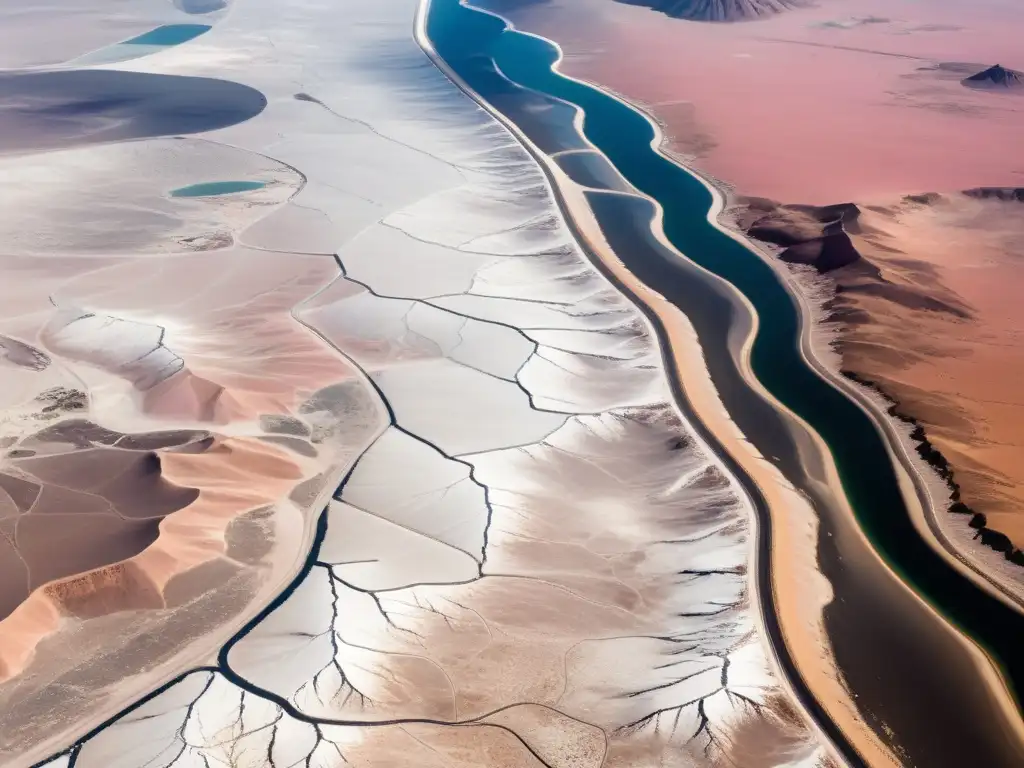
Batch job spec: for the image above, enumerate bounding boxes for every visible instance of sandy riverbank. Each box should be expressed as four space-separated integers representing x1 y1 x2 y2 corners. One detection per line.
479 0 1024 597
427 6 894 762
447 2 1024 764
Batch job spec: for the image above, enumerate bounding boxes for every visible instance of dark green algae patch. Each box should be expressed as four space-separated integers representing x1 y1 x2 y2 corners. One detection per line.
424 1 1024 766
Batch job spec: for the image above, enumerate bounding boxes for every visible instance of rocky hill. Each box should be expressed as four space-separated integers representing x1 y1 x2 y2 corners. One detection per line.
962 64 1024 90
615 0 804 22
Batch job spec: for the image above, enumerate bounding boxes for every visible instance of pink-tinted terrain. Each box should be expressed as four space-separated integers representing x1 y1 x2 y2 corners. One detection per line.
489 0 1024 574
507 0 1024 202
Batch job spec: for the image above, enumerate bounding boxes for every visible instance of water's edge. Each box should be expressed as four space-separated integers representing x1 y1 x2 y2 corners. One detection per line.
412 2 863 765
422 2 1024 766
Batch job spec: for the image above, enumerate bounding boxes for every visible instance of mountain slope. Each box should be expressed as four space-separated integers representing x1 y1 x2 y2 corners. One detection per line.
962 64 1024 90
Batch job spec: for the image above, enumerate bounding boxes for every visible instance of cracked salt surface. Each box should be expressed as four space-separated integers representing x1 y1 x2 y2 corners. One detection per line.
12 0 829 765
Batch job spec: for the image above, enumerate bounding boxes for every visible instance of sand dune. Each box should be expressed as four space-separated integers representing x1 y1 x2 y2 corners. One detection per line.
0 108 382 758
0 424 306 679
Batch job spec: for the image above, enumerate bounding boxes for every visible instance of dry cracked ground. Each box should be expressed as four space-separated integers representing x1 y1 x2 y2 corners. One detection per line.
1 0 827 766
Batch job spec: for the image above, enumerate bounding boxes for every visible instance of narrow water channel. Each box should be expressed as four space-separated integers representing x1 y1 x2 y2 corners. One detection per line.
424 1 1024 765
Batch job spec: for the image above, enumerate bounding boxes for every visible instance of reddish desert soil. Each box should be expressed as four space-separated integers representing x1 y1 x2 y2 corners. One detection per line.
0 250 359 681
491 0 1024 563
732 193 1024 547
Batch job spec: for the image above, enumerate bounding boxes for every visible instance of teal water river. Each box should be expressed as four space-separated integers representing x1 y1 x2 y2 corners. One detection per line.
425 1 1024 765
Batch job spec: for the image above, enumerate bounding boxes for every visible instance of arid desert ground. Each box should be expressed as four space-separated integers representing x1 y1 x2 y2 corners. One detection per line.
9 0 1024 765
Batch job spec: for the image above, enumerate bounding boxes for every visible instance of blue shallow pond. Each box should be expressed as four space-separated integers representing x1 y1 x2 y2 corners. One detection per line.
170 181 267 197
123 24 211 46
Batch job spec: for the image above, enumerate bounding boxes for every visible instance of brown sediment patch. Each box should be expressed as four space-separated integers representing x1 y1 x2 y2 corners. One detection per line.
44 561 165 619
0 436 303 681
723 693 828 768
358 720 550 768
482 705 607 768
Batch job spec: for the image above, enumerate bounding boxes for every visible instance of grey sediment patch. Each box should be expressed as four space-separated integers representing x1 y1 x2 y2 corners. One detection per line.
260 435 319 458
0 70 266 155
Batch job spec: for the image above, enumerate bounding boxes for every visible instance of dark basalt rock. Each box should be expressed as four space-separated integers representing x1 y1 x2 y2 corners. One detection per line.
615 0 802 22
962 64 1024 90
963 187 1024 202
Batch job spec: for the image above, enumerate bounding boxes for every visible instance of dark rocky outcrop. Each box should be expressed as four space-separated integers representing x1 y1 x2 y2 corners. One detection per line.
963 186 1024 202
615 0 803 22
962 64 1024 91
739 200 868 273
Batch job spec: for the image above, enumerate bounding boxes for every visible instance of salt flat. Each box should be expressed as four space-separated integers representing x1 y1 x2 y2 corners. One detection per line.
5 0 830 766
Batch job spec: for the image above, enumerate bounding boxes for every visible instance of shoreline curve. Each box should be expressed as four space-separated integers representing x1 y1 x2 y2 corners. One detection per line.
413 2 864 766
420 1 1024 765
